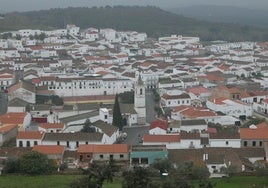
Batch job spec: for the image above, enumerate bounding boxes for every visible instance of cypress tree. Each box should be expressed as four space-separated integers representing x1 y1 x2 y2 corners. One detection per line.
112 94 123 130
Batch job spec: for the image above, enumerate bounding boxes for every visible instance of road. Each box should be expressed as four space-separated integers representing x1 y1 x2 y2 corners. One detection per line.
145 91 157 124
122 125 149 145
0 93 8 115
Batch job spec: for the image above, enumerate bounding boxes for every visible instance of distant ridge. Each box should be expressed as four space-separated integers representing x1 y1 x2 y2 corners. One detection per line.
168 5 268 28
1 6 268 41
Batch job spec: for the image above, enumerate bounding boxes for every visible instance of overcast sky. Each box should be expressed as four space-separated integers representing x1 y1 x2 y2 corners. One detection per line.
1 0 268 13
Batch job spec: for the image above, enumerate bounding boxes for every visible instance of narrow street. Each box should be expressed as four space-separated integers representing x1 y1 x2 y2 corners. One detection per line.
146 90 157 124
0 93 8 115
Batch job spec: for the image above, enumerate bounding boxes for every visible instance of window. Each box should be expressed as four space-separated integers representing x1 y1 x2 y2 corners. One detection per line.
141 158 148 164
57 141 60 145
86 142 88 145
260 141 263 147
110 155 114 159
120 154 124 158
243 141 247 147
140 88 143 95
66 141 69 147
19 141 23 147
132 158 139 164
104 115 108 119
76 141 79 148
26 141 30 147
225 141 229 145
253 141 256 147
87 155 91 158
100 155 103 159
34 141 38 145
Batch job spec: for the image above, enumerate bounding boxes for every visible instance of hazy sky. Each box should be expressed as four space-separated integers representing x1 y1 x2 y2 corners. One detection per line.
1 0 268 13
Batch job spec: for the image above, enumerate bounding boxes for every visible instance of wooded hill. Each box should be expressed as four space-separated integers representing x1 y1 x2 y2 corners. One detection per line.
1 6 268 41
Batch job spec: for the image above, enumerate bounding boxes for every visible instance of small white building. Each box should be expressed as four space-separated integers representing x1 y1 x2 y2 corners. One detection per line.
206 98 253 118
16 131 44 147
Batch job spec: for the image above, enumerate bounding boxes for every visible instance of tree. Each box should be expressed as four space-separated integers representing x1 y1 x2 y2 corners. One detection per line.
15 34 21 40
81 119 96 133
118 91 134 104
19 151 57 175
112 94 123 130
122 166 151 188
70 159 119 188
151 158 174 175
3 157 20 173
51 95 64 106
192 165 210 180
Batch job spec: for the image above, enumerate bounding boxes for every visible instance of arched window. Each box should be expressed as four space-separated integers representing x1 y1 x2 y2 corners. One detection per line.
140 88 143 95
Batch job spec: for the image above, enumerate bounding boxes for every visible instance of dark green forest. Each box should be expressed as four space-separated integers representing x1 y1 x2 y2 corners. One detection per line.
1 6 268 41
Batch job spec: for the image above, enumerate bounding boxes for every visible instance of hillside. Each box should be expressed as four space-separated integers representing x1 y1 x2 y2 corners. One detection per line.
168 5 268 28
1 6 268 41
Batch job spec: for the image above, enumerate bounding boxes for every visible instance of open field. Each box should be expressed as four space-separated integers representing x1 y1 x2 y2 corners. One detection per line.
0 175 266 188
0 175 85 188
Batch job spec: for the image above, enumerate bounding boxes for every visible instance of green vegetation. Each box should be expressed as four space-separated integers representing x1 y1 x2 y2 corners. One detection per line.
4 151 57 175
1 6 268 41
112 94 123 130
0 175 85 188
36 95 64 106
70 159 119 188
0 175 266 188
243 117 266 127
80 118 96 133
118 91 134 104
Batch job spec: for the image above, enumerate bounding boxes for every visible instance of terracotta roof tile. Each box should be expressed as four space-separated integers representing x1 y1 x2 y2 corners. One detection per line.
17 131 44 139
0 124 17 133
162 93 190 100
240 128 268 140
149 119 168 131
77 144 128 153
143 134 180 142
32 145 65 155
39 123 64 129
0 112 27 124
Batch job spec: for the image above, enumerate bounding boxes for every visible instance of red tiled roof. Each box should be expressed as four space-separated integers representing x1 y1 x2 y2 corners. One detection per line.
162 93 190 100
181 108 217 118
149 119 168 131
256 122 268 129
30 46 43 51
0 124 17 133
31 78 41 84
96 70 108 75
262 98 268 103
39 123 64 129
77 144 128 153
32 145 64 155
0 112 27 124
173 105 192 112
206 127 217 134
210 98 226 105
140 61 153 67
143 134 180 142
186 86 210 95
17 131 44 139
240 128 268 140
40 76 56 81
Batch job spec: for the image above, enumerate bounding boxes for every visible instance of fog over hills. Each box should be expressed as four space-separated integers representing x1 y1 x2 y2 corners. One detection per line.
1 0 268 13
168 5 268 28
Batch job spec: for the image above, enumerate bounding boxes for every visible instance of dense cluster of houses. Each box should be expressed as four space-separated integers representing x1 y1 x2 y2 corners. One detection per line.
0 25 268 176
